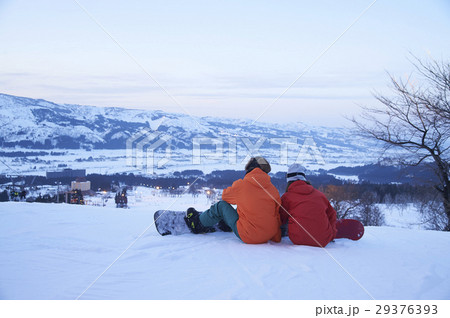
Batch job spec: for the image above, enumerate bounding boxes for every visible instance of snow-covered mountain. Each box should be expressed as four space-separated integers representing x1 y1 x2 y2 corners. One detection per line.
1 93 370 151
0 92 383 174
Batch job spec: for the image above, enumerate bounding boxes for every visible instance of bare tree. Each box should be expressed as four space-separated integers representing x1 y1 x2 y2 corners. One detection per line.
322 184 361 219
352 57 450 230
415 58 450 121
323 185 384 226
358 191 385 227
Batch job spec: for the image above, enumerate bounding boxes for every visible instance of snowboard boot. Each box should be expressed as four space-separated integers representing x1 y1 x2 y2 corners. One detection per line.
185 208 215 234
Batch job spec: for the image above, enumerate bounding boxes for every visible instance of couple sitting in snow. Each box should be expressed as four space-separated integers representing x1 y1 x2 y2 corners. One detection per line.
185 156 337 247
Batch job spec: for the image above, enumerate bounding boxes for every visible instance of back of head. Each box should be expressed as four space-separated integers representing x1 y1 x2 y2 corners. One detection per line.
286 163 307 182
245 156 271 174
285 164 309 192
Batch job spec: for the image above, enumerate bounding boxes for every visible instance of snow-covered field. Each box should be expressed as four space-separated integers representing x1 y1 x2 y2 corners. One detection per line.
0 146 379 177
1 191 450 300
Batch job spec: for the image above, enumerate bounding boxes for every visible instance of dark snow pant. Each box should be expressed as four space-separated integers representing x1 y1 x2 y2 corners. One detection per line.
199 201 241 240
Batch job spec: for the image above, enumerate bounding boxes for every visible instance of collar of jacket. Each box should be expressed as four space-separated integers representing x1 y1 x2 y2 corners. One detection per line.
287 180 314 195
244 167 271 185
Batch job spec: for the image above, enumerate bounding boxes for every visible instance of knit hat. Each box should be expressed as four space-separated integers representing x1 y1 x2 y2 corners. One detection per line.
245 156 271 174
286 163 307 182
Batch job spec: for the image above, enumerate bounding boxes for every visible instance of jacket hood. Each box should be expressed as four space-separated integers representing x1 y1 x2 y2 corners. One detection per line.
245 168 271 188
287 180 314 195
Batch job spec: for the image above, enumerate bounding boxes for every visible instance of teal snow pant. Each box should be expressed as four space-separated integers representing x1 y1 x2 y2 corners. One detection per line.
199 201 241 240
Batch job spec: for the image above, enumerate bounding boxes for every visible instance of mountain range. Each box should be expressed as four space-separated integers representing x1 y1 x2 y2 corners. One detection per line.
0 93 379 168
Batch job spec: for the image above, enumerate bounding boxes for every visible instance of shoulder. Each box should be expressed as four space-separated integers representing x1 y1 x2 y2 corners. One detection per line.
224 179 243 193
232 179 243 187
314 188 328 198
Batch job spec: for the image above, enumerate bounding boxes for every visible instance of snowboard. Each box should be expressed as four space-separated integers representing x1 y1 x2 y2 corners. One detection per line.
335 219 364 241
154 210 364 241
154 210 229 236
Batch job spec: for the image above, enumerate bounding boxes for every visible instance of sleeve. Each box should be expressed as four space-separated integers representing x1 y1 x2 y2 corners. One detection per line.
279 194 290 225
221 179 241 205
326 201 337 237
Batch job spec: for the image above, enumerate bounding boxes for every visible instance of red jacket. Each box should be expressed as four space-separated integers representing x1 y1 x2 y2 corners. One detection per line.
280 181 337 247
222 168 282 244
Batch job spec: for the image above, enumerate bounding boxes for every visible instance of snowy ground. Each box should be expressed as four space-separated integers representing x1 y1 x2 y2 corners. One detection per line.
1 192 450 300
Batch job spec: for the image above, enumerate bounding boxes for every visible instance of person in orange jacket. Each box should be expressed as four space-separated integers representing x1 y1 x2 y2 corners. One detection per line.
280 164 337 247
185 157 282 244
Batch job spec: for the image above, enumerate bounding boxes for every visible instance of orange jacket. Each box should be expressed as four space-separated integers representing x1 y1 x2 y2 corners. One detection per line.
222 168 282 244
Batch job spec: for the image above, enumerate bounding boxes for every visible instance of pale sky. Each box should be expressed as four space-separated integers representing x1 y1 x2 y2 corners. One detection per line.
0 0 449 126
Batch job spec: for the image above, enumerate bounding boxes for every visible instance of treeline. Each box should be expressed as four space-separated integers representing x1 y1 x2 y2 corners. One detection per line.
85 170 345 192
1 169 437 200
1 168 438 206
0 151 66 157
327 163 437 184
319 183 437 205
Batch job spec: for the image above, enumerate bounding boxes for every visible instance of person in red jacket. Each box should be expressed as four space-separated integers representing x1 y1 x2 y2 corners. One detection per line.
280 164 337 247
185 157 282 244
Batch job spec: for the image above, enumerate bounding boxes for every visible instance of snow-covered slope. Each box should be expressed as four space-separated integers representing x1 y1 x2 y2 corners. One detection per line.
1 199 449 300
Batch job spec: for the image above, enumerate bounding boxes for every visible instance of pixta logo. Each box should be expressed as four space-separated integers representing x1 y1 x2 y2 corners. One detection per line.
126 118 172 174
127 124 325 173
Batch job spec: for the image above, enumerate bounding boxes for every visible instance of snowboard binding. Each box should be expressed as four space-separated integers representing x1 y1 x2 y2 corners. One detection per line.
185 208 216 234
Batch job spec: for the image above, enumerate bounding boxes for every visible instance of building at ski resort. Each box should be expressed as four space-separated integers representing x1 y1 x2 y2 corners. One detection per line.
71 178 91 192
